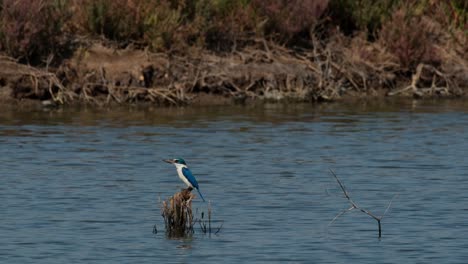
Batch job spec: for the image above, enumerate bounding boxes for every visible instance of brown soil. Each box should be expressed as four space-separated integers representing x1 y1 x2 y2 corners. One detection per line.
0 39 466 106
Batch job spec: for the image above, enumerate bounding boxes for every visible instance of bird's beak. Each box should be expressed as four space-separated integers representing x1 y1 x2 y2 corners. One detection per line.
163 159 175 164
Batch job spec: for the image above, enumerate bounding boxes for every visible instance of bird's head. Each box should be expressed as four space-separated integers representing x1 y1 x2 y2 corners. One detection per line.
163 158 187 166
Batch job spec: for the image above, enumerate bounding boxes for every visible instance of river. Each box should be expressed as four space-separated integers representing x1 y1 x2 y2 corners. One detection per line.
1 100 468 263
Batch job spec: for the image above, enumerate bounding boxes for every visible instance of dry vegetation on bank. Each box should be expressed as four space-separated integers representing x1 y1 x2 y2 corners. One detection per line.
0 0 466 105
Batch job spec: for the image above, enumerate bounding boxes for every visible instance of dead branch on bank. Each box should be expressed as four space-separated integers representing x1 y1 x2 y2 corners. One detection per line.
328 169 398 238
0 57 75 104
387 63 456 98
2 34 466 106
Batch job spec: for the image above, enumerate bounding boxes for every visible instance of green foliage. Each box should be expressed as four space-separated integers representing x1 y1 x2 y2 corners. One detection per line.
210 0 251 15
197 0 258 51
437 0 467 30
142 0 258 52
328 0 400 35
80 0 257 51
143 1 183 51
84 0 150 42
0 0 465 60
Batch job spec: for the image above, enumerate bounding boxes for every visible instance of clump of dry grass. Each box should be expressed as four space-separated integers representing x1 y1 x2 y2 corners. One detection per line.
161 188 196 237
160 188 221 238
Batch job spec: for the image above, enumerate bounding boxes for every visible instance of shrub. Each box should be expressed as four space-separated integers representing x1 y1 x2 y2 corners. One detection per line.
197 0 258 52
79 0 158 42
378 6 442 72
252 0 329 42
143 1 183 51
327 0 401 37
0 0 69 63
422 0 468 30
451 0 468 30
143 0 259 52
77 0 200 51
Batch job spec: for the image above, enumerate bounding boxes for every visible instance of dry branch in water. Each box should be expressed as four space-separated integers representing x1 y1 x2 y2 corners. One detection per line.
328 169 397 238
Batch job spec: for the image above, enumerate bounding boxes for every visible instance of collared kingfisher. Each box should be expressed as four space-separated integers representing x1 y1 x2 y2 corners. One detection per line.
163 158 206 202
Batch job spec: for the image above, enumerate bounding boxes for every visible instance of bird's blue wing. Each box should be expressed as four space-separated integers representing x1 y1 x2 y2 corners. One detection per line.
182 167 199 189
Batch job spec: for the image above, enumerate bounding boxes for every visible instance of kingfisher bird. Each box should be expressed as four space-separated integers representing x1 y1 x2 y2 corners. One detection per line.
163 158 206 202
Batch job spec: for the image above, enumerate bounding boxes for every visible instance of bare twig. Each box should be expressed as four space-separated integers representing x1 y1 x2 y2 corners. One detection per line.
329 169 397 238
328 207 354 227
381 193 399 220
215 220 224 234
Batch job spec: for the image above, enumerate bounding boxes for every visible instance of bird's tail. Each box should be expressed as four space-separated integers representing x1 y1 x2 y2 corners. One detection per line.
196 188 206 202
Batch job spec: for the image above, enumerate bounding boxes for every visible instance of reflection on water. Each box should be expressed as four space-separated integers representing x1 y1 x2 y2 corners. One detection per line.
1 99 468 263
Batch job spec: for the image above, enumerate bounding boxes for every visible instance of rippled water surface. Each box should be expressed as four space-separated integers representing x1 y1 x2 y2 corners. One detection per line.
1 100 468 263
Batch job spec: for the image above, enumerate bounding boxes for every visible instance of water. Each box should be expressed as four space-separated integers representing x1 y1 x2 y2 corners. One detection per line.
1 100 468 263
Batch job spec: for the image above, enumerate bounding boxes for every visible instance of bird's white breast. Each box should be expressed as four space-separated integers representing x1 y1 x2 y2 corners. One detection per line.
175 163 192 188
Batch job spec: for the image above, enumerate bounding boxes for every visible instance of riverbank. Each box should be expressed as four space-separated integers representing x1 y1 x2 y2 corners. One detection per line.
0 1 466 106
1 39 466 107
